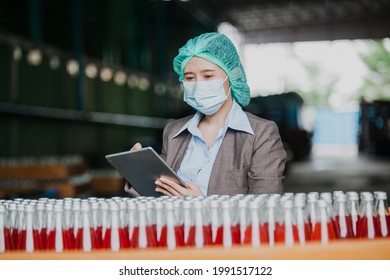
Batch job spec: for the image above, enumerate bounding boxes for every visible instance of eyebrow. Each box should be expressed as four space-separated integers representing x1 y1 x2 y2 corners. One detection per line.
184 69 216 75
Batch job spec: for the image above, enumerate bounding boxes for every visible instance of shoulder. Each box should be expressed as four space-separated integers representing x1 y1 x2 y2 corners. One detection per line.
244 111 279 130
163 115 193 135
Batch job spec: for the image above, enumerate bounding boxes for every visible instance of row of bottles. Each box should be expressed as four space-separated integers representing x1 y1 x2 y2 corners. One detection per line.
0 190 389 253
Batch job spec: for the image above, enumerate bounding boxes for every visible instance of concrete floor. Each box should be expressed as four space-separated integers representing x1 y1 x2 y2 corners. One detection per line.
283 152 390 200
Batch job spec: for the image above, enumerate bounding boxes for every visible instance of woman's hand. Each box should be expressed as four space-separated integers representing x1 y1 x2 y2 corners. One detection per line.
155 177 204 198
131 142 142 150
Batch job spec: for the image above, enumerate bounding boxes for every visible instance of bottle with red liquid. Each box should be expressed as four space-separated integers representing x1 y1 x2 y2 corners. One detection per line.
243 199 268 248
182 200 193 246
333 193 354 239
118 200 129 249
42 202 54 250
7 202 18 250
320 192 340 238
158 201 184 250
46 203 73 252
0 203 14 252
373 191 389 238
129 202 157 249
218 200 240 248
17 204 44 252
14 203 26 249
209 199 222 245
70 200 81 247
34 202 46 248
74 201 100 251
238 199 249 245
265 197 280 247
186 200 212 248
97 200 109 246
346 191 360 237
306 192 319 233
356 192 377 239
102 201 128 251
293 196 311 245
275 200 298 246
311 199 338 244
126 199 138 247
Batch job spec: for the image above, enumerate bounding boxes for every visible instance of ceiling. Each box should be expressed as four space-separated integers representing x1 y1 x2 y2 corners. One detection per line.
177 0 390 44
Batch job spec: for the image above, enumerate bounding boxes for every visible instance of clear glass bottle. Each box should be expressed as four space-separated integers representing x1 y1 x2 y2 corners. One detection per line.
356 192 377 239
311 199 338 244
293 196 311 245
46 202 72 252
265 197 279 247
182 200 193 246
129 201 157 249
333 193 354 239
0 203 14 252
373 191 389 238
17 204 42 252
209 199 222 245
187 200 212 248
275 200 297 246
243 199 268 248
346 191 360 237
74 201 100 251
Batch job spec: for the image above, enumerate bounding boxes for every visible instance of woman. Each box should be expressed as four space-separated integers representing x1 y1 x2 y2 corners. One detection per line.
126 32 287 197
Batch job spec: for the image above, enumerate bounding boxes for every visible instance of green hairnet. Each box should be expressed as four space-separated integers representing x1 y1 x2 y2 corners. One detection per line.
173 32 251 107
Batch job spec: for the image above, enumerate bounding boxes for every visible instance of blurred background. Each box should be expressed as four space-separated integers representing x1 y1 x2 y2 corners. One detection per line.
0 0 390 199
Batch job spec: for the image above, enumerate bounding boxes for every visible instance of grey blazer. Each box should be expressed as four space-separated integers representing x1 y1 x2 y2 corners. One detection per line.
160 111 287 195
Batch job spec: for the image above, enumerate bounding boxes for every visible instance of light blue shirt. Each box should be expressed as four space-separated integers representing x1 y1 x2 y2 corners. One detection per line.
173 101 254 195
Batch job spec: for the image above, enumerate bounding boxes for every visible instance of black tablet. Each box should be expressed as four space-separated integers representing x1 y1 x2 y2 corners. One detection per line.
105 147 187 197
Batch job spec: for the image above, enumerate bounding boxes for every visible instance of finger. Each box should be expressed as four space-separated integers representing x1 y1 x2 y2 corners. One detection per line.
155 179 183 197
155 187 174 197
158 177 185 196
131 143 142 150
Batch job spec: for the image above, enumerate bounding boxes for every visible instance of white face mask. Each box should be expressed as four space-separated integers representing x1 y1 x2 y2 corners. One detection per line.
182 77 230 115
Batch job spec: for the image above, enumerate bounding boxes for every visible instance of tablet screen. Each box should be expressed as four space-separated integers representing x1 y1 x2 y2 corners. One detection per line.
105 147 186 197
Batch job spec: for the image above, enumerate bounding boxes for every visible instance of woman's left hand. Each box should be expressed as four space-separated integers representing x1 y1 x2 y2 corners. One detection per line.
155 177 204 198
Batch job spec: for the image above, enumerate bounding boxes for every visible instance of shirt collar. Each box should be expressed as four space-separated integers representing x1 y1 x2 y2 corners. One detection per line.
172 100 254 139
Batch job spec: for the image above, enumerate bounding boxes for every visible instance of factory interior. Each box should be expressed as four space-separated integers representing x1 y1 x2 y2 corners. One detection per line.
1 0 390 201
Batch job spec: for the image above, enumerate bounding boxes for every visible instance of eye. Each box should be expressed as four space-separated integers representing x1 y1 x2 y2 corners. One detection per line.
184 75 195 82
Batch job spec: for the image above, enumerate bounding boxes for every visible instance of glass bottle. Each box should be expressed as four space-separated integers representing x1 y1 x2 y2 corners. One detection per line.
97 200 109 246
311 199 338 244
243 199 268 248
46 203 72 252
265 197 279 247
74 201 100 251
293 196 311 245
186 200 212 248
182 200 193 246
126 199 138 247
333 193 354 239
306 192 319 232
346 191 360 237
373 191 389 238
129 202 157 249
275 200 297 246
102 201 125 251
158 201 184 250
356 192 377 239
238 199 249 245
209 199 222 245
17 204 41 252
0 203 14 252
